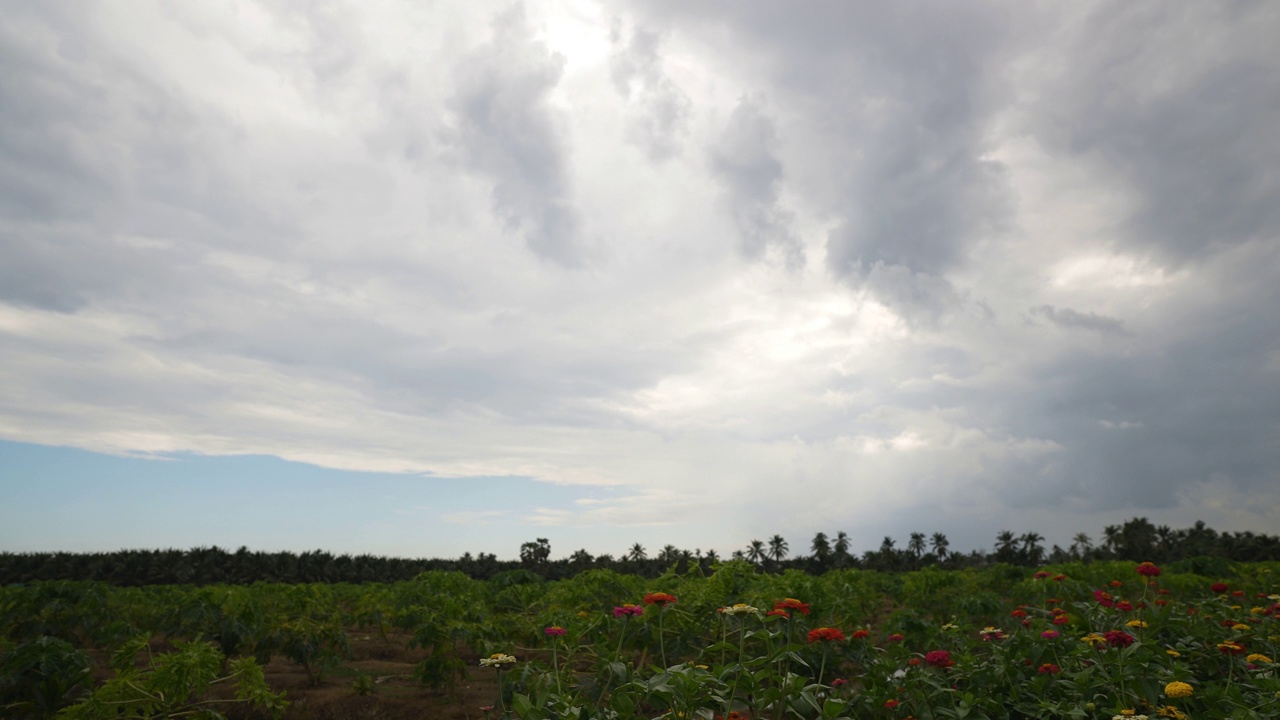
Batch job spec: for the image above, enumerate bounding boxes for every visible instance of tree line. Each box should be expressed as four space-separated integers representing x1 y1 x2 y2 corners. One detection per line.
1 517 1276 586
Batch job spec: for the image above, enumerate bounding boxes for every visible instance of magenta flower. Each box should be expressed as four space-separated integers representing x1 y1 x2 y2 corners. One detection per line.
544 626 567 636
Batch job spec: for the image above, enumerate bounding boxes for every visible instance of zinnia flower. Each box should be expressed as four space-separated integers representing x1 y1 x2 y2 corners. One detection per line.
1164 681 1193 698
1041 630 1060 639
831 678 848 687
1094 590 1116 608
1245 653 1272 664
1116 601 1133 612
1210 582 1229 593
887 633 905 643
613 604 644 617
884 699 899 709
774 597 811 615
979 627 1006 641
1034 571 1050 579
1136 562 1162 577
1104 630 1135 648
851 629 870 639
807 627 846 643
1081 633 1107 646
1126 620 1148 628
766 609 789 618
643 592 677 606
1053 614 1070 625
1010 608 1027 618
1217 640 1246 655
924 650 954 668
721 603 759 616
1038 663 1061 675
479 653 517 667
544 626 567 636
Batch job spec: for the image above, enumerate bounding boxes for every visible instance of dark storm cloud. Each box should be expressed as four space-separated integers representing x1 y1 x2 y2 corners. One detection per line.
709 98 803 269
1026 3 1280 262
625 0 1011 304
1030 306 1129 336
449 4 582 266
609 23 691 162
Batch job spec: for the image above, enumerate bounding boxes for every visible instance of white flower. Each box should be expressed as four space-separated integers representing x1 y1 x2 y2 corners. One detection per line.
721 603 759 616
480 653 517 667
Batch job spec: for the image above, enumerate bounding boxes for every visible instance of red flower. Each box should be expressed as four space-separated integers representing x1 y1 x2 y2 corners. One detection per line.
643 592 677 607
773 598 811 615
1046 598 1060 605
1053 574 1067 581
1110 580 1124 587
924 650 954 668
1037 663 1061 675
1156 599 1169 606
1136 562 1162 577
1033 571 1050 579
831 678 848 687
1218 641 1246 655
1210 582 1229 593
1010 608 1027 618
887 633 905 643
907 658 920 666
807 627 846 643
1093 590 1115 608
767 609 789 619
884 699 900 709
1052 615 1069 625
851 629 870 639
1232 590 1245 597
1103 630 1135 648
1116 601 1133 612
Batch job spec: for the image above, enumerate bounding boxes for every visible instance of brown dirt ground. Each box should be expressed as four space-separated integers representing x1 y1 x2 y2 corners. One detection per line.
88 631 509 720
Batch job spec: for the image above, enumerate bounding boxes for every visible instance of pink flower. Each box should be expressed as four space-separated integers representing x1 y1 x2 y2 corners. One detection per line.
613 604 644 617
544 626 567 636
1041 630 1059 639
924 650 954 668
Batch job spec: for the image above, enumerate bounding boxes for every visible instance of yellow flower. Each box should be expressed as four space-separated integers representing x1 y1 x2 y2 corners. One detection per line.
1126 620 1149 628
1247 653 1272 664
1157 705 1187 720
1164 681 1193 698
1251 606 1265 614
1081 633 1107 646
1166 649 1181 658
1232 623 1251 631
1230 605 1242 610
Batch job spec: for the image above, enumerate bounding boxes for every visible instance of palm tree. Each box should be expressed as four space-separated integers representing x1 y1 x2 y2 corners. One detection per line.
627 543 648 562
746 540 766 566
1019 532 1045 566
994 530 1018 564
1070 532 1093 560
930 532 950 561
907 532 927 559
767 535 789 567
834 531 851 557
811 532 831 568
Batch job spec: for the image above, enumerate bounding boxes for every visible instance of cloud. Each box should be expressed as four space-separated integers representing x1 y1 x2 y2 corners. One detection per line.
609 23 691 161
2 1 1279 559
708 98 803 269
1030 306 1129 336
449 3 583 265
1017 3 1280 262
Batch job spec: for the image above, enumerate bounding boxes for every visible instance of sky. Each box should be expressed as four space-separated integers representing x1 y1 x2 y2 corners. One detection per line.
2 1 1279 562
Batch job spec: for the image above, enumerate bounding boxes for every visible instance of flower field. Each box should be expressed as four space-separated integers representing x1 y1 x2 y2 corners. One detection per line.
1 560 1277 719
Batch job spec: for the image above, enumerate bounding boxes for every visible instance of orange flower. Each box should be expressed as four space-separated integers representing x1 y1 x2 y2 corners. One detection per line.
774 598 812 615
643 592 677 607
807 627 846 643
